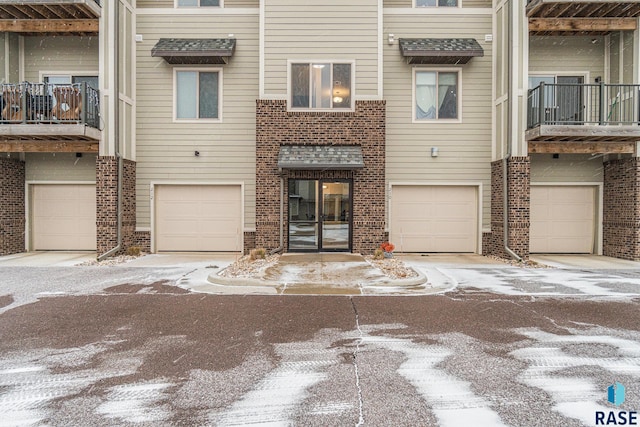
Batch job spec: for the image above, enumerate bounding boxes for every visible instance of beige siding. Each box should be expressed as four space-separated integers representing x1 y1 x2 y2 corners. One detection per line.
227 0 259 7
136 14 258 230
529 36 605 83
137 0 172 7
530 154 603 183
25 153 97 182
137 0 258 7
384 14 493 228
264 0 378 97
384 0 491 7
23 36 99 82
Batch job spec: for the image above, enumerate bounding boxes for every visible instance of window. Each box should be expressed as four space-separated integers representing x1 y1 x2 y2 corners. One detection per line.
290 62 352 109
44 75 99 90
175 70 220 120
416 0 458 6
177 0 220 6
415 70 459 120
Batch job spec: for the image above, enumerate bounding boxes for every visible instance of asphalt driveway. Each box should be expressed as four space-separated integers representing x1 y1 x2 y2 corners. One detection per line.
1 252 639 426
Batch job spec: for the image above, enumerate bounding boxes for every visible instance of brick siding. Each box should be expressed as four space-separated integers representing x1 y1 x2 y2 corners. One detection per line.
0 158 25 255
603 158 640 261
96 157 137 257
244 231 256 254
256 100 386 254
484 157 530 259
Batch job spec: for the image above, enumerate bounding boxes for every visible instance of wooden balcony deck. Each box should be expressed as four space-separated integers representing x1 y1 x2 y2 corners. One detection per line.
0 0 100 35
526 0 640 35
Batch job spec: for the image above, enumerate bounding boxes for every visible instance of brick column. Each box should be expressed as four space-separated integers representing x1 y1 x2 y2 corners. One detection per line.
0 157 25 255
603 158 640 260
255 100 386 254
96 156 137 257
484 157 530 259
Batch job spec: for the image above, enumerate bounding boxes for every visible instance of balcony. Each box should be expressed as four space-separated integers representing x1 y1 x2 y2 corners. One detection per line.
0 1 100 35
526 82 640 153
527 0 640 35
0 82 100 153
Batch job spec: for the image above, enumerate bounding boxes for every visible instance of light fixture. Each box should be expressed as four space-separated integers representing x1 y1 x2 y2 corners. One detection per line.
388 33 395 45
313 64 325 69
195 151 200 157
333 96 343 103
431 147 439 157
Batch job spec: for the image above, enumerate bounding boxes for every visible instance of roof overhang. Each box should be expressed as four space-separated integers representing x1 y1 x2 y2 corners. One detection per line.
399 38 484 65
151 38 236 65
277 145 365 170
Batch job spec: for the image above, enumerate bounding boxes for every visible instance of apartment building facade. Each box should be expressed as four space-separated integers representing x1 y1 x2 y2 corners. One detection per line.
0 0 639 260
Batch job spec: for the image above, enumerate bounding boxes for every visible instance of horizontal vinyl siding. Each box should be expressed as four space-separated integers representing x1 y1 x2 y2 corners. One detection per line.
136 14 258 230
226 0 259 7
137 0 173 7
529 36 605 82
531 154 604 183
384 0 491 7
384 14 493 229
137 0 258 7
25 153 97 182
264 0 379 97
23 36 99 82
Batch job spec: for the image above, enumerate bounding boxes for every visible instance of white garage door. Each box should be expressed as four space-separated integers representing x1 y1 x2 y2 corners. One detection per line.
390 185 478 253
155 185 242 252
530 185 595 254
32 184 96 251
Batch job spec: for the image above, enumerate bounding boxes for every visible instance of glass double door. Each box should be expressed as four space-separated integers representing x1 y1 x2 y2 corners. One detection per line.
288 179 351 251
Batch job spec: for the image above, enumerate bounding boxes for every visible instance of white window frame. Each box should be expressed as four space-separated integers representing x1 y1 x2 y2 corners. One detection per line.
173 67 223 123
414 0 461 8
412 67 462 124
175 0 223 8
287 59 356 112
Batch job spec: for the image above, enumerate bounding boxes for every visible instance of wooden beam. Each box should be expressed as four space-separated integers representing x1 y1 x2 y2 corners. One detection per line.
529 18 637 32
0 141 98 153
528 142 635 154
0 19 98 33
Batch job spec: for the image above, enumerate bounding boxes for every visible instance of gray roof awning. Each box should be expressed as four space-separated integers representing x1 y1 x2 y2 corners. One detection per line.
151 38 236 64
399 38 484 65
278 145 365 170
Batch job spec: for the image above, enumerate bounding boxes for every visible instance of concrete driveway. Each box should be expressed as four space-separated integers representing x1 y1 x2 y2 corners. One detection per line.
2 252 640 298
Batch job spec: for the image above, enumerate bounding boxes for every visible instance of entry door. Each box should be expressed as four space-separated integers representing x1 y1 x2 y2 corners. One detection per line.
288 179 351 251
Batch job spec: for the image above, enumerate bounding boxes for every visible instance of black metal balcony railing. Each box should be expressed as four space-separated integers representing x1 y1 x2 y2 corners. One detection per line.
527 83 640 129
0 82 100 129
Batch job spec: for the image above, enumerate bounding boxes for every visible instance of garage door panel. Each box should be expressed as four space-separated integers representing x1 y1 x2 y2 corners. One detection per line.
530 186 595 254
156 185 242 252
391 186 477 253
32 184 96 251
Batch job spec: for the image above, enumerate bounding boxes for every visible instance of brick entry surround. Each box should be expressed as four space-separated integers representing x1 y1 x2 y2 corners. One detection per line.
255 100 386 254
603 158 640 260
96 157 140 256
0 157 25 255
483 157 530 259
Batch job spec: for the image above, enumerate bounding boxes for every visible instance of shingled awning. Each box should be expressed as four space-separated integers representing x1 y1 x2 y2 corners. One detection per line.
399 38 484 65
277 145 365 170
151 38 236 64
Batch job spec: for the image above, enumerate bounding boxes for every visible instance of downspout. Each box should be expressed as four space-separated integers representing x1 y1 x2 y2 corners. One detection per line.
504 0 522 262
270 176 285 254
98 0 122 261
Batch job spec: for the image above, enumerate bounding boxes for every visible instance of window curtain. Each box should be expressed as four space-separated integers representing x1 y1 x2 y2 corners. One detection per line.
416 71 437 119
176 71 197 119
